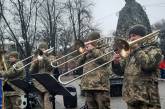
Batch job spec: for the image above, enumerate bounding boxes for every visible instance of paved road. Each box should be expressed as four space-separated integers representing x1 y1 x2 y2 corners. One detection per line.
55 79 165 109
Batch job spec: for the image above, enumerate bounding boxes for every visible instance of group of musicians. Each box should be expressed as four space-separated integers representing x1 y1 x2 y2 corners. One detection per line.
0 24 163 109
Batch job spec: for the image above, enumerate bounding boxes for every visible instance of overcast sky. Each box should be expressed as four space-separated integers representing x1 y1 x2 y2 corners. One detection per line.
92 0 165 36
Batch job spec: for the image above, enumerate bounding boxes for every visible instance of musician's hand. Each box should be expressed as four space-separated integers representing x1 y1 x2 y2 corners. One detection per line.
32 58 39 64
79 47 85 54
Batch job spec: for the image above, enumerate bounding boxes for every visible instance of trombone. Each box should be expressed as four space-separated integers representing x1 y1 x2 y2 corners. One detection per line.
57 30 160 85
13 47 54 70
52 43 111 69
116 30 160 58
51 37 106 67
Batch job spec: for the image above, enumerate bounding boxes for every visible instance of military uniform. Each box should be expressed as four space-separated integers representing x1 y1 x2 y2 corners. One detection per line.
30 43 53 109
0 52 25 109
113 44 162 109
113 24 162 109
80 48 111 109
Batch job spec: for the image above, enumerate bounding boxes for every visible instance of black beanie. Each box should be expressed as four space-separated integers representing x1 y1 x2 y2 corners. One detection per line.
128 24 147 37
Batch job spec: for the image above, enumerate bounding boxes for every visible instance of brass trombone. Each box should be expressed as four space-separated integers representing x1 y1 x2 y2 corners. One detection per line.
116 30 160 58
13 47 54 70
50 37 106 67
57 30 160 85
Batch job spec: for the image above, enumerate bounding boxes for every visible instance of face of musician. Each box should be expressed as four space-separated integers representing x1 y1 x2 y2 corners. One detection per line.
9 56 17 64
85 41 95 51
129 34 141 41
129 34 142 49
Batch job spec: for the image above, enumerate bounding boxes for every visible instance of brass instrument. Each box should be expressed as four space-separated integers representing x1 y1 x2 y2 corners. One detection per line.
50 37 106 68
115 30 160 58
13 47 54 70
56 30 160 85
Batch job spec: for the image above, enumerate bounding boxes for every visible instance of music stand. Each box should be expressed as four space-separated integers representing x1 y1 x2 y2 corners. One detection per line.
31 73 72 109
3 82 15 92
9 79 39 93
9 78 40 109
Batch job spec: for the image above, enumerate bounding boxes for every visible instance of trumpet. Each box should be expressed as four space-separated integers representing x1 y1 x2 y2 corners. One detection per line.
57 30 160 85
13 47 54 70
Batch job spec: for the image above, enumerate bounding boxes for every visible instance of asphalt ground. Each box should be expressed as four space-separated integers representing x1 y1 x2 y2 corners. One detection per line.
55 78 165 109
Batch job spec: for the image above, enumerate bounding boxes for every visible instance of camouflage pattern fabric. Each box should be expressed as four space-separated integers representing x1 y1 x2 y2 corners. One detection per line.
80 48 110 91
85 91 110 109
78 47 111 109
127 101 161 109
0 60 25 109
122 44 162 108
0 60 24 79
30 54 53 109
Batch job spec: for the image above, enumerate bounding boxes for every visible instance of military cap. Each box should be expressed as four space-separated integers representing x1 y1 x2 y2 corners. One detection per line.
9 51 19 59
87 32 101 41
38 42 48 50
128 24 147 37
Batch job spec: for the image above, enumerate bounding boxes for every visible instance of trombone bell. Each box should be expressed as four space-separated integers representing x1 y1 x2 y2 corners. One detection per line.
115 38 130 58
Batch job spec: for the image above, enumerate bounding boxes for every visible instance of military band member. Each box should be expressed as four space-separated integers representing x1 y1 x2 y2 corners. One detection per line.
30 42 53 109
112 25 162 109
79 32 111 109
0 51 25 109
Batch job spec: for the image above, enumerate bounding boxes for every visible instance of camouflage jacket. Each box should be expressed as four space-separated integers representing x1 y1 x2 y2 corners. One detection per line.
0 60 25 96
112 44 162 105
30 54 53 93
0 60 24 79
30 55 53 74
80 48 111 91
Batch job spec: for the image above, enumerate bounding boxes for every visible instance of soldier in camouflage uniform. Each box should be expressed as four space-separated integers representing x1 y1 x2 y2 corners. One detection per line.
112 25 162 109
79 32 111 109
0 51 25 109
30 42 53 109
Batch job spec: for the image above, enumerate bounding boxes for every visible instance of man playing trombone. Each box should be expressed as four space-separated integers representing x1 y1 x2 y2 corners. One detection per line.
78 32 111 109
30 42 53 109
0 51 25 109
112 25 162 109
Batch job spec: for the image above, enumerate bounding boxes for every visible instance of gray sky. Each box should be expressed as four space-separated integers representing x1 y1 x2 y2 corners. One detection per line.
92 0 165 36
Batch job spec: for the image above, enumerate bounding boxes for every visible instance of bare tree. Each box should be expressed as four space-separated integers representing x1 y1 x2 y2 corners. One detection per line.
0 0 41 59
65 0 94 40
38 0 65 53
